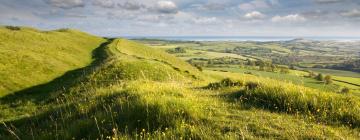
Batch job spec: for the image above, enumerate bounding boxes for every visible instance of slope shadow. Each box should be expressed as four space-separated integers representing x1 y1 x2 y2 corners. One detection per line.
218 89 360 128
0 90 188 139
0 38 114 104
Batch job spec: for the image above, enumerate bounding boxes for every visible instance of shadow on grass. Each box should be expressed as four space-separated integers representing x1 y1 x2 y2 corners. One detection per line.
219 88 360 128
0 38 114 104
0 90 194 139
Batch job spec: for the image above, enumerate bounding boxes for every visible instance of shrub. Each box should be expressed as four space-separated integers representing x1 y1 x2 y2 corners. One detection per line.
167 47 186 54
324 75 332 84
194 65 203 72
5 26 21 31
341 87 350 94
278 66 290 74
206 78 244 89
316 73 324 81
245 82 259 90
308 71 316 78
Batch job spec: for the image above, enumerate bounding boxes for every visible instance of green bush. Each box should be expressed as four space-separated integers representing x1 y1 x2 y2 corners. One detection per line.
324 75 332 84
341 87 350 94
5 26 21 30
316 73 324 81
245 82 259 90
206 78 244 89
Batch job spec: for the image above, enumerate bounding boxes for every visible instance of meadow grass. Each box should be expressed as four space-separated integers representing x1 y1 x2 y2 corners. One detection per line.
0 26 105 96
206 66 340 92
306 68 360 78
1 28 359 139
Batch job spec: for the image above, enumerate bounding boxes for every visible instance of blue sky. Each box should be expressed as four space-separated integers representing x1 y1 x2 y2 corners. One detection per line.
1 0 360 37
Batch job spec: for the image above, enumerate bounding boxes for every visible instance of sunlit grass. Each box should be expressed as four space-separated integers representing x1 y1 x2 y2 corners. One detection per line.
1 28 359 139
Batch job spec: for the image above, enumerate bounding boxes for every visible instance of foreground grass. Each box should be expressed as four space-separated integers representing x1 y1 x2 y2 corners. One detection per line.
0 29 359 139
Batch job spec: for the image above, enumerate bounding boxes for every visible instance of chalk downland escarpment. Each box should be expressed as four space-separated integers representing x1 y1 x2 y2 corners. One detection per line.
0 27 360 139
0 26 105 96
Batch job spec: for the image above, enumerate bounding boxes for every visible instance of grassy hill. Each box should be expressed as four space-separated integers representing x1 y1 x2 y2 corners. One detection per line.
0 26 105 97
0 27 360 139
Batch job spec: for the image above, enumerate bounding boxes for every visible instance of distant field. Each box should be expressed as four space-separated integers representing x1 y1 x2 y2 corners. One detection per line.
140 39 360 97
206 66 339 92
332 76 360 95
175 50 249 60
305 68 360 78
333 76 360 86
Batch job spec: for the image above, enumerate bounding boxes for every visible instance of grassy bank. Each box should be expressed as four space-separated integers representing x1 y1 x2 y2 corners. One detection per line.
1 27 359 139
0 26 105 96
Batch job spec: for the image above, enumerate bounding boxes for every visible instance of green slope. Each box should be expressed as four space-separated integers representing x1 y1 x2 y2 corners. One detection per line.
0 26 105 96
0 27 359 139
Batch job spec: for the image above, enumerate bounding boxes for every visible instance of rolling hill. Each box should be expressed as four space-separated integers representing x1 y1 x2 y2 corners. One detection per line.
0 26 105 97
0 26 359 139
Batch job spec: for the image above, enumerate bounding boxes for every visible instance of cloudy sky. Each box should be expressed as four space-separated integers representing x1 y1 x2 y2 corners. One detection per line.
1 0 360 37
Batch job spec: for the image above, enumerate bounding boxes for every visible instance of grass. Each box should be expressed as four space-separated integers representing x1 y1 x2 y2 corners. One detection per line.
0 26 105 97
306 68 360 78
112 39 202 79
206 66 340 92
1 27 360 139
175 50 249 60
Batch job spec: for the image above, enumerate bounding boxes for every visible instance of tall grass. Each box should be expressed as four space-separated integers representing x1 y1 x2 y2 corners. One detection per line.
1 27 360 139
221 78 360 127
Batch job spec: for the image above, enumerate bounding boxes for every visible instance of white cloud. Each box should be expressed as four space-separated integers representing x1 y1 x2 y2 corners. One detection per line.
269 0 280 5
192 3 227 11
118 1 145 11
315 0 342 4
271 14 306 23
93 0 115 8
155 1 178 14
45 0 85 9
192 17 218 24
238 0 270 11
244 11 266 20
341 9 360 17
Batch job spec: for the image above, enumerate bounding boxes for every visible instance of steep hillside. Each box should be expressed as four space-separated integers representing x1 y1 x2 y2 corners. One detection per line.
0 26 106 96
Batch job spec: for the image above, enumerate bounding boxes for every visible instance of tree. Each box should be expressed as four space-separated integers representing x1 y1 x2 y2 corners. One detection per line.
324 75 332 84
246 59 252 65
316 73 324 81
257 60 266 71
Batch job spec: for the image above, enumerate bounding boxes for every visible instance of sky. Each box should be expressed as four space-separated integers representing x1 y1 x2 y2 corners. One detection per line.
1 0 360 37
